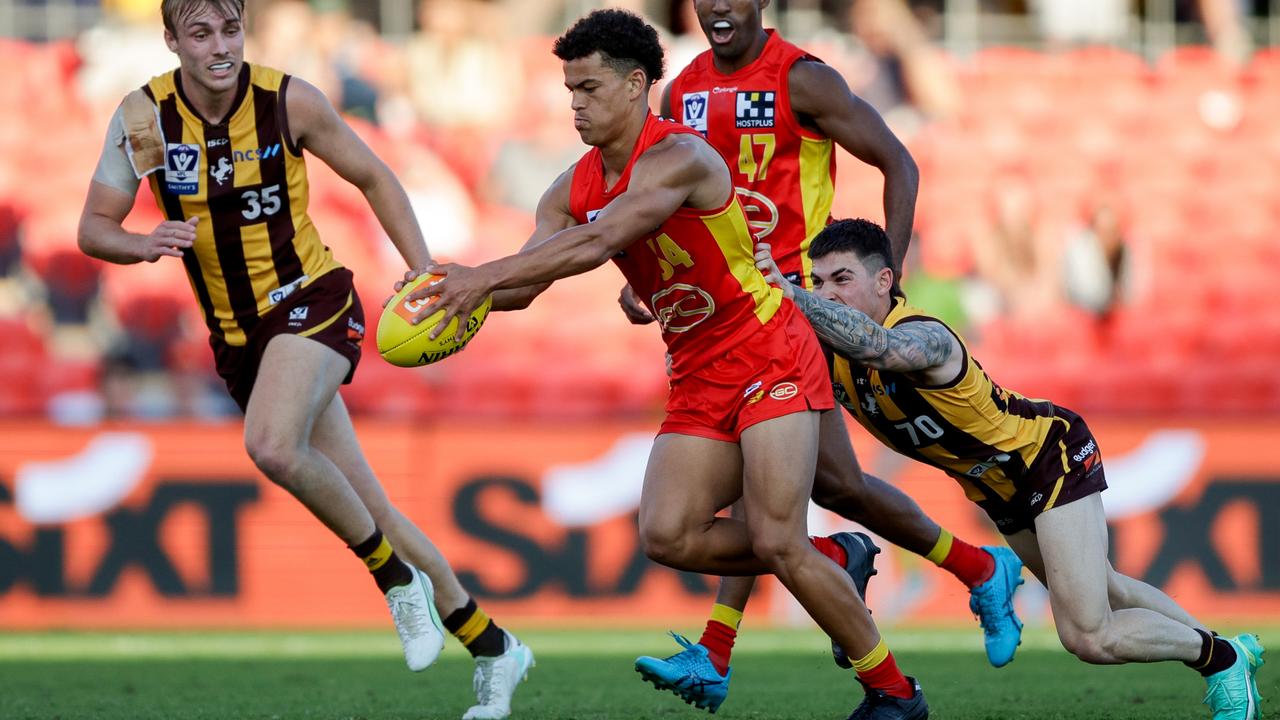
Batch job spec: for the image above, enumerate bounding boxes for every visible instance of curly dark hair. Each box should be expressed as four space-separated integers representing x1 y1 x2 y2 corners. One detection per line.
553 9 665 86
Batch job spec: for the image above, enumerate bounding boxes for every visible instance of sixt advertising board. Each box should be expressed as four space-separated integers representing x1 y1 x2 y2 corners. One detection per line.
0 418 1276 628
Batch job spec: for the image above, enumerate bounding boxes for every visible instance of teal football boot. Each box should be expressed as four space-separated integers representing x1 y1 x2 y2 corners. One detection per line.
969 546 1025 667
635 633 731 713
1204 633 1265 720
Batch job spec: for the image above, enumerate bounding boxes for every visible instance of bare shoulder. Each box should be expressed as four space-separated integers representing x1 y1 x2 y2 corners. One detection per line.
282 77 336 137
538 162 578 211
787 59 849 113
639 132 720 183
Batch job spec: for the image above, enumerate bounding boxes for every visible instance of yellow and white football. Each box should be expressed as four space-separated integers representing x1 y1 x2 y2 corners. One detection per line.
376 274 491 367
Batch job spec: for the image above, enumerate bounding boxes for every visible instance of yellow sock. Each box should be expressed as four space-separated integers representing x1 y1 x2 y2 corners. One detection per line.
924 529 954 566
360 535 394 571
851 639 890 673
709 603 744 630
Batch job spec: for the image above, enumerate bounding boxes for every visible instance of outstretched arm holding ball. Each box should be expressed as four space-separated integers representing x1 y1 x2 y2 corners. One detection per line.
407 132 726 342
389 167 579 314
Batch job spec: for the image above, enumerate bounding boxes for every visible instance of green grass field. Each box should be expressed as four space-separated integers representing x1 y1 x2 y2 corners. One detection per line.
0 627 1272 719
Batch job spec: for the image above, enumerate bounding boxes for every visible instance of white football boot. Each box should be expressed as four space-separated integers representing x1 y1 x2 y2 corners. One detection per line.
462 631 535 720
384 566 445 671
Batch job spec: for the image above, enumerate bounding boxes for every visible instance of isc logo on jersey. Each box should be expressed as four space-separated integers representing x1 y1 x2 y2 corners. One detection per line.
735 91 775 129
682 91 709 133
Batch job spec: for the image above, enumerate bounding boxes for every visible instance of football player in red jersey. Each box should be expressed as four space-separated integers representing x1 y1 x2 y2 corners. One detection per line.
627 2 1020 711
405 10 927 719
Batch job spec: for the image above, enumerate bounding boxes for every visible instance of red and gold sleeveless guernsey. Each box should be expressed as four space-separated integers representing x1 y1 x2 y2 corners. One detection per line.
569 113 784 379
667 30 834 288
570 114 833 441
142 63 342 346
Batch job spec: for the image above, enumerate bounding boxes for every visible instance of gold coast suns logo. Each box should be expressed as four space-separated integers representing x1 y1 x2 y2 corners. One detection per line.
735 187 778 239
650 283 715 333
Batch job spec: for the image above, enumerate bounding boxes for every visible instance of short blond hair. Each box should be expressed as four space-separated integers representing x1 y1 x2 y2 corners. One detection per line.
161 0 244 35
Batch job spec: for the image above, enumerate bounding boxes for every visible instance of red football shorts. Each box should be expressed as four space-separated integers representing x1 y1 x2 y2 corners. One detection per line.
660 301 834 442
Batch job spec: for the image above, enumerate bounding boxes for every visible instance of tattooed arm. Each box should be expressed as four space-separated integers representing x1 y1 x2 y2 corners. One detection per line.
755 241 963 383
790 288 960 378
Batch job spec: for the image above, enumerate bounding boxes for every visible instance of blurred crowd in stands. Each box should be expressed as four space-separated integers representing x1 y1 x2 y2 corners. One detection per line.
1 0 1278 422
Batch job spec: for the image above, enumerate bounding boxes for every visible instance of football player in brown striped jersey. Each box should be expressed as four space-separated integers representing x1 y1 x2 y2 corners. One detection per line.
77 3 532 716
757 218 1265 720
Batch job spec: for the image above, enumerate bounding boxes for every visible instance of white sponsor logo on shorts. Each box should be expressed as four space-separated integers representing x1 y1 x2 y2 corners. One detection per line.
1073 439 1097 463
743 381 763 398
268 275 309 305
770 382 798 401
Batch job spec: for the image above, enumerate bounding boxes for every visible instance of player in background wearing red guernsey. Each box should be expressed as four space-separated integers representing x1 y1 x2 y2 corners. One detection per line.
624 3 1019 713
404 10 928 719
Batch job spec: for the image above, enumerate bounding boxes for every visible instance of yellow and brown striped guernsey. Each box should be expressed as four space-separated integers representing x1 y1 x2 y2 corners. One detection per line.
830 297 1077 508
142 63 341 346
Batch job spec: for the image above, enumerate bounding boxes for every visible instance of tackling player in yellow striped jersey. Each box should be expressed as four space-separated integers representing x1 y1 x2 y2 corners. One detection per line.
757 218 1265 720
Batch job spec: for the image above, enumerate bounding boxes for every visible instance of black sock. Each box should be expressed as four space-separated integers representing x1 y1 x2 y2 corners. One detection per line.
1186 629 1238 677
350 530 413 594
443 598 507 657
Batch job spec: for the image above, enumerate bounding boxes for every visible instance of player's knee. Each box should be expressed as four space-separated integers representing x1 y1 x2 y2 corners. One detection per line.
1056 624 1111 664
244 434 304 485
748 527 804 570
638 517 693 568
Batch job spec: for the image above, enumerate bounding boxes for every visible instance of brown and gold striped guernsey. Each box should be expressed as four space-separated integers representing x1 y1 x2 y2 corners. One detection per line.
830 297 1078 509
143 63 341 346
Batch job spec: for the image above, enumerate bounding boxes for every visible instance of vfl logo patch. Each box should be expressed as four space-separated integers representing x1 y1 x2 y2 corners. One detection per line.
681 91 709 133
735 91 775 128
267 275 308 305
965 453 1011 479
210 157 233 186
743 381 763 398
164 143 201 194
289 306 309 321
832 382 850 407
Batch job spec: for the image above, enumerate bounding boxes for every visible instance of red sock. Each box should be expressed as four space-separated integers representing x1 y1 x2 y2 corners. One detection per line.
810 535 848 566
940 539 995 589
698 619 736 675
855 647 914 699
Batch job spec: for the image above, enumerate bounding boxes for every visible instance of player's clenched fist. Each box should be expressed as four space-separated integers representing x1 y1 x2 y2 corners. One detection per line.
142 217 198 262
753 242 794 299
